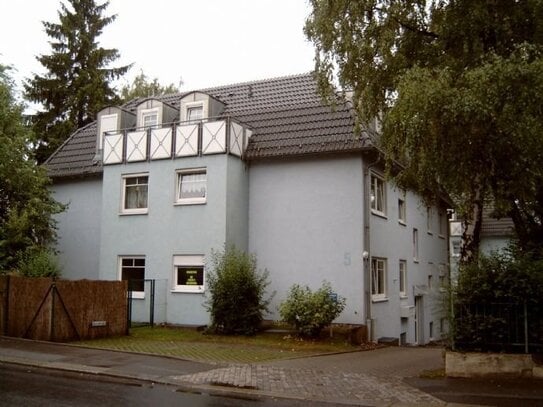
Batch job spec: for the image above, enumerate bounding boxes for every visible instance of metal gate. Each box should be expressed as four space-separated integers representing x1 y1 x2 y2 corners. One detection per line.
127 279 167 327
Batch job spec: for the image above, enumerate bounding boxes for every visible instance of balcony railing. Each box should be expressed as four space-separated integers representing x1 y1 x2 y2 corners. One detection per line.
102 117 252 165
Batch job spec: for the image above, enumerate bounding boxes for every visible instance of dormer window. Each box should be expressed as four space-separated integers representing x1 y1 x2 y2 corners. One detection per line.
141 108 159 129
187 105 203 122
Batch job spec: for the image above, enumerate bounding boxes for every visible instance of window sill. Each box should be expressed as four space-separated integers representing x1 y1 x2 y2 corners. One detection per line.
371 297 389 303
427 231 433 235
174 201 206 206
413 259 419 263
371 210 387 220
120 210 148 216
128 293 145 300
399 294 408 300
171 288 205 294
438 234 445 239
398 220 406 226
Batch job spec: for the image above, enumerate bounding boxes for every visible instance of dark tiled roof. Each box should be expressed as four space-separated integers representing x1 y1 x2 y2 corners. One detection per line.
45 73 370 178
481 203 515 237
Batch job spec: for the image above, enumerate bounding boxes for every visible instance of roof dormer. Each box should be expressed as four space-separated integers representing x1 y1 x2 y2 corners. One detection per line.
179 92 225 122
96 106 136 152
135 98 178 129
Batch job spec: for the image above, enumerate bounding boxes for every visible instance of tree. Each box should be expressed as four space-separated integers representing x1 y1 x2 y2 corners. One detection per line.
305 0 543 263
119 70 181 103
25 0 131 163
0 65 64 271
206 246 273 335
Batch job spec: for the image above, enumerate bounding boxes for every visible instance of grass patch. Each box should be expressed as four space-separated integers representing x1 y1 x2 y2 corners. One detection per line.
74 325 359 364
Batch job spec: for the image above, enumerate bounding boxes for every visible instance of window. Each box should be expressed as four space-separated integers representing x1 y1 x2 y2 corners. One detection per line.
186 105 203 122
141 108 159 129
398 196 406 224
399 260 407 297
371 257 387 301
452 239 461 257
438 210 446 237
122 174 148 214
120 257 145 299
173 255 205 292
413 228 419 262
426 207 433 234
176 168 206 205
428 274 433 290
370 174 386 216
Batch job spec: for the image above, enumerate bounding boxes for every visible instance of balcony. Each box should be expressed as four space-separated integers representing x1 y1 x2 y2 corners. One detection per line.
102 117 252 165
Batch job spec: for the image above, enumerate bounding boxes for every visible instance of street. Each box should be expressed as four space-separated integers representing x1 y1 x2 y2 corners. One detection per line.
0 363 345 407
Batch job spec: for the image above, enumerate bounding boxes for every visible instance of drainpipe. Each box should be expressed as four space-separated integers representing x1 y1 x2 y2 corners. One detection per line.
363 154 380 342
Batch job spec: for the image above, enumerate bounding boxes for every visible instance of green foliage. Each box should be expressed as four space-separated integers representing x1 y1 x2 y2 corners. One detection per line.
280 282 346 338
0 65 65 271
119 70 181 103
206 247 273 335
452 248 543 352
24 0 131 163
306 0 543 262
16 247 61 278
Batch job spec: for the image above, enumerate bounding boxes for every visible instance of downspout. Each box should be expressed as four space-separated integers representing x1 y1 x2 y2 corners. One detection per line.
363 154 380 342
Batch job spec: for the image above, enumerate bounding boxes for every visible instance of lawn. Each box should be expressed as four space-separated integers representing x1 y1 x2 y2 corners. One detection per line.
75 325 360 364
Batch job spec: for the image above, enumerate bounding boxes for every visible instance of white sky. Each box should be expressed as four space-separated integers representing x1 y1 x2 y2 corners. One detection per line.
0 0 315 106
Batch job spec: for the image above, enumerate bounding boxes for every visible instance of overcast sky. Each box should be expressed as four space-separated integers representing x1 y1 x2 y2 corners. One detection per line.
0 0 315 103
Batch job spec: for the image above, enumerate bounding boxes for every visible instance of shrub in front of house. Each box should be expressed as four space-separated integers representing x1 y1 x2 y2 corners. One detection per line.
280 281 346 338
16 247 60 278
206 246 273 335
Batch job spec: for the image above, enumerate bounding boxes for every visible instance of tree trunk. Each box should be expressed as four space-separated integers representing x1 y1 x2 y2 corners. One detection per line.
460 184 484 265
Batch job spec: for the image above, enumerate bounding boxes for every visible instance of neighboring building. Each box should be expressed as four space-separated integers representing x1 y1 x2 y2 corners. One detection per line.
45 73 449 344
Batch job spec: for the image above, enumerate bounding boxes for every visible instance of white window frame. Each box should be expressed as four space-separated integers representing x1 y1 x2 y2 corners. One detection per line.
184 101 205 123
413 228 419 262
140 107 159 129
121 173 149 215
172 255 205 293
175 168 207 205
452 239 461 257
119 256 145 299
426 206 433 234
370 173 387 217
371 257 387 301
399 260 407 298
398 194 406 225
438 210 446 237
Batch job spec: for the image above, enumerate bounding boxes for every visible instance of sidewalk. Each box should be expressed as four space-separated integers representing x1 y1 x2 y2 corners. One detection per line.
0 336 454 406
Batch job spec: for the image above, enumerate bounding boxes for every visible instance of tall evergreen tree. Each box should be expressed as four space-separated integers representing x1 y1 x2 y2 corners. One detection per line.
25 0 131 163
306 0 543 262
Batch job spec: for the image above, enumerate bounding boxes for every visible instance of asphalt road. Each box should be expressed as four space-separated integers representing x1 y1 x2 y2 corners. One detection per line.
0 363 347 407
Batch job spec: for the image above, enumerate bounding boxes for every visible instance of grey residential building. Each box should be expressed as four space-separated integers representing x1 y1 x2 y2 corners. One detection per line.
46 73 449 344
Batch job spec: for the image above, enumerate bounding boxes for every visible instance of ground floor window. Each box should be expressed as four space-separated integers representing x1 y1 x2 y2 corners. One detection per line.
120 256 145 298
371 257 387 301
399 260 407 298
173 255 205 293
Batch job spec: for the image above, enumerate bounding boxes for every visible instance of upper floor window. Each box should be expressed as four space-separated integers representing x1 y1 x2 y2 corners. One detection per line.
426 206 433 234
398 195 406 224
175 168 207 205
370 174 386 216
413 228 419 262
122 174 149 214
438 210 446 237
371 257 387 301
186 105 203 122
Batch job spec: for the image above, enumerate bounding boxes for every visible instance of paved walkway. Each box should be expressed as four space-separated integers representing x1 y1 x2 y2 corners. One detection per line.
0 337 451 406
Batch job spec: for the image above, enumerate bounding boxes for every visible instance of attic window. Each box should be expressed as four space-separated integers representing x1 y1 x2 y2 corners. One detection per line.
187 105 203 122
140 108 159 129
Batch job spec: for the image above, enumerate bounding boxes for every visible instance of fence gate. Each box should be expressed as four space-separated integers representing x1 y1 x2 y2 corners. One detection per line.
127 279 167 327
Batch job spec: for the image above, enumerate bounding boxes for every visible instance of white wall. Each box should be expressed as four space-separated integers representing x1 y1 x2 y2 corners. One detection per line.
248 155 366 324
52 177 103 280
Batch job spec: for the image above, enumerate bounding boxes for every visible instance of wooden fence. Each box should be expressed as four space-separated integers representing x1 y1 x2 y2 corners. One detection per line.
0 275 128 342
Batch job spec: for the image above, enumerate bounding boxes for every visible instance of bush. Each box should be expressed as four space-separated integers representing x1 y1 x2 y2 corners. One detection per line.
206 246 273 335
16 247 61 278
280 281 346 338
